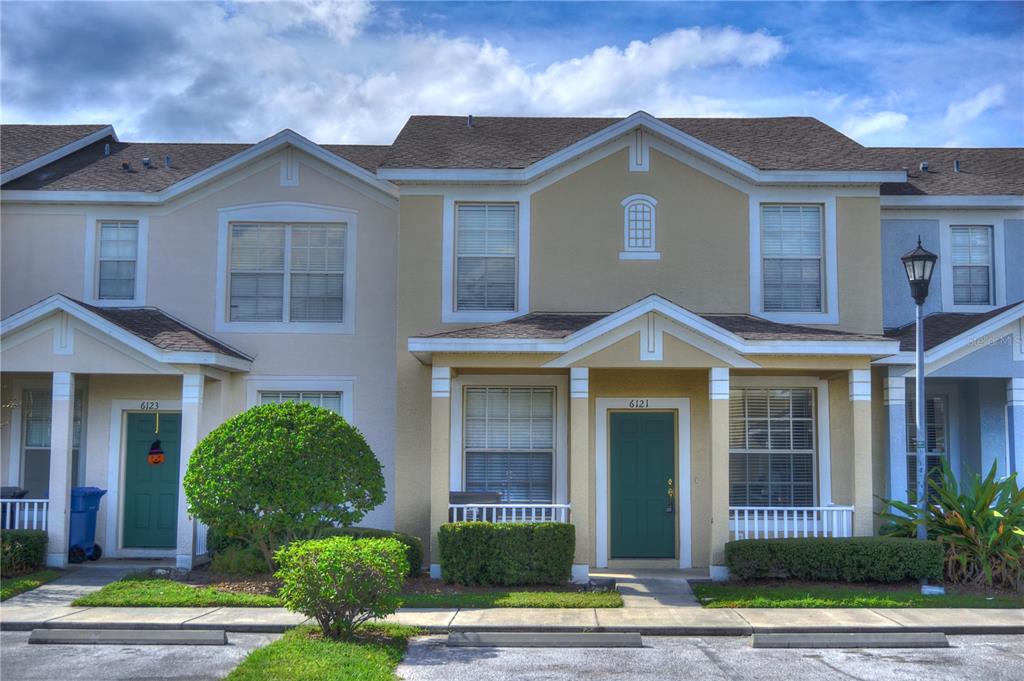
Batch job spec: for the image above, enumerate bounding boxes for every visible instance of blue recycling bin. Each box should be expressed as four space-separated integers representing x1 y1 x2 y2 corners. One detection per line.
69 487 106 563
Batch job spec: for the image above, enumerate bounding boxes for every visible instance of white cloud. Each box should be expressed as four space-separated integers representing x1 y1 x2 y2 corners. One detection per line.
944 84 1006 127
840 111 909 140
243 0 373 43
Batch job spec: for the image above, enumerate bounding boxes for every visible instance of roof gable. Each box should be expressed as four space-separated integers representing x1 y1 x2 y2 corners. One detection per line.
0 124 116 183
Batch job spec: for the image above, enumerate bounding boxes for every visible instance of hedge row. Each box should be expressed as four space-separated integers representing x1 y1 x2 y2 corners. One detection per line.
439 522 574 586
1 530 48 577
725 537 943 582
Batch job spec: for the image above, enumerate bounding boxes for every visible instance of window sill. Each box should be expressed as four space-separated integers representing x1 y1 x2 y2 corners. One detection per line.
215 320 354 335
619 251 661 261
83 297 145 308
945 303 1000 313
754 310 839 325
442 309 522 324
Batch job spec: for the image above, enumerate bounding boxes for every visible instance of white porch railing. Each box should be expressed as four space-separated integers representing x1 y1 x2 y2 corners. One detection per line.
0 499 49 531
449 503 571 523
729 505 854 540
194 520 210 557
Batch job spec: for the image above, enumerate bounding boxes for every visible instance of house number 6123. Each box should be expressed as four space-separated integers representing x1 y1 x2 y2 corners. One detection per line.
628 399 649 409
140 401 160 410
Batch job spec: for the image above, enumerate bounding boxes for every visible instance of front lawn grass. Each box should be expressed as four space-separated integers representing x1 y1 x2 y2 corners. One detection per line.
72 575 623 608
691 583 1024 608
225 624 419 681
0 570 62 601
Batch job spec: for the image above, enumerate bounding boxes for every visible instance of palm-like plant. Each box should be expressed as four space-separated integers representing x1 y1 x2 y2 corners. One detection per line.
880 458 1024 590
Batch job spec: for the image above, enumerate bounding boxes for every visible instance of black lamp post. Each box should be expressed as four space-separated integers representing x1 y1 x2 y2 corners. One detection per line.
901 237 937 541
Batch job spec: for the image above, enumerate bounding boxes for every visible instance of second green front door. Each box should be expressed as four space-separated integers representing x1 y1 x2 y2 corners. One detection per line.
123 413 181 549
610 411 675 558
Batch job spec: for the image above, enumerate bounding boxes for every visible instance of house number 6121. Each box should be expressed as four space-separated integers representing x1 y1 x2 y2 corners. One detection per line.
140 401 160 410
628 399 649 409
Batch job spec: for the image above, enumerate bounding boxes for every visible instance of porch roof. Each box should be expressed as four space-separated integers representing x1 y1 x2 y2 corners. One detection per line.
884 300 1024 352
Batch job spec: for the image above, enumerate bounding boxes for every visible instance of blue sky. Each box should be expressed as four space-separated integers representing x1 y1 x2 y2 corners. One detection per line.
1 1 1021 147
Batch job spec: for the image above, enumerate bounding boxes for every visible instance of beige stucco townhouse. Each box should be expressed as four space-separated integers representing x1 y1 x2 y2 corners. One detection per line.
2 113 1021 579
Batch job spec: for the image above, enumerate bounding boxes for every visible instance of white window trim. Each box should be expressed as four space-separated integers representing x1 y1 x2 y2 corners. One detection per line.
442 189 531 323
83 211 149 307
730 376 833 507
939 216 1007 312
215 202 357 334
619 194 660 260
749 194 838 324
449 373 568 505
5 377 88 491
244 376 355 424
595 397 692 569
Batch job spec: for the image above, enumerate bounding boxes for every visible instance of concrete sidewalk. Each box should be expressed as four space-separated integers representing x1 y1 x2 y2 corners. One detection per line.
1 605 1021 635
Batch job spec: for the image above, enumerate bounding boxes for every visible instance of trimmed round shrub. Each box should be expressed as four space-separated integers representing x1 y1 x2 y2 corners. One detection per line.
318 526 424 577
184 402 386 570
0 530 48 577
275 536 407 640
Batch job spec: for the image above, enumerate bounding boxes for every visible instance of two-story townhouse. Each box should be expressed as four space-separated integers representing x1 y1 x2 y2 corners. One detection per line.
2 114 1020 581
0 125 400 568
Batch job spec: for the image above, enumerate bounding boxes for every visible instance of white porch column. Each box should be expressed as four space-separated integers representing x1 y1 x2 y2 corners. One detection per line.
176 372 204 569
45 372 75 568
569 367 590 583
885 368 909 503
708 367 730 580
1008 378 1024 477
428 367 452 578
849 369 874 536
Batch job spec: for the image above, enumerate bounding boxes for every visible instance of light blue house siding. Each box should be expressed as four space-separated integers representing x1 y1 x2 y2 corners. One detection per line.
881 219 942 329
931 335 1024 379
1007 219 1024 304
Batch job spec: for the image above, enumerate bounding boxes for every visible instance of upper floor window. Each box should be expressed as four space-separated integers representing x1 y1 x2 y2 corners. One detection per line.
761 204 823 313
619 195 660 260
97 221 138 300
259 390 343 415
455 203 517 311
951 225 993 306
229 222 345 323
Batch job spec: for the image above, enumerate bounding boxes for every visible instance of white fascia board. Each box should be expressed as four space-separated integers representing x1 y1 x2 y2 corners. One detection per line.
923 302 1024 364
0 129 398 205
880 195 1024 209
379 111 907 186
0 125 117 184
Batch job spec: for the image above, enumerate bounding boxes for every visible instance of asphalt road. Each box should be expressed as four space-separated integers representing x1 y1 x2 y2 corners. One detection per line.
398 634 1024 681
0 630 280 681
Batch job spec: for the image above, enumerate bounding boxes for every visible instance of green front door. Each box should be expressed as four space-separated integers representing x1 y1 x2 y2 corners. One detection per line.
123 413 180 549
610 411 675 558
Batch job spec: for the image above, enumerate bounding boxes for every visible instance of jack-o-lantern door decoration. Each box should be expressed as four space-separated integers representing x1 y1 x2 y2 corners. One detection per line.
147 440 166 466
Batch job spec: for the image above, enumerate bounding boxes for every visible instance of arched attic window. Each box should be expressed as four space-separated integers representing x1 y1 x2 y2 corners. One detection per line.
619 195 660 260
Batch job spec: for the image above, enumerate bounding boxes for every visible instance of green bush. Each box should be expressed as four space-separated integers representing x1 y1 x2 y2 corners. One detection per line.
318 527 423 577
184 402 386 570
438 522 574 586
880 459 1024 589
206 527 247 556
725 536 943 583
0 530 48 577
211 546 268 576
275 536 407 640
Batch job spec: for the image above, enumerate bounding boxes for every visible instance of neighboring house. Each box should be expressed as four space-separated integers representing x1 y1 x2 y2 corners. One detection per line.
1 114 1020 580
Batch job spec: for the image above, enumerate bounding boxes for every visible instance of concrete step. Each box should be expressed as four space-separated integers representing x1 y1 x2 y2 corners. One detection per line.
28 628 227 645
752 632 949 649
448 631 643 648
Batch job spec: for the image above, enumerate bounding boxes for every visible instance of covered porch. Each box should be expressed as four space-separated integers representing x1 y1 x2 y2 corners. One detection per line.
0 295 251 568
411 295 897 581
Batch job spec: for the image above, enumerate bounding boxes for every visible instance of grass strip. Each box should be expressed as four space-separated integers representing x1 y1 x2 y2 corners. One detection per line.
691 583 1024 609
0 570 62 601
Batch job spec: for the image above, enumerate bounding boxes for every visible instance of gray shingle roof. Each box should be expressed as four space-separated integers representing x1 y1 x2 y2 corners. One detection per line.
421 311 889 344
1 124 110 174
873 147 1024 196
884 301 1023 352
75 300 252 360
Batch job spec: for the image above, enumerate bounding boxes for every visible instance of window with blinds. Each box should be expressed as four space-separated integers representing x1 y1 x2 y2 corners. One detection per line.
761 204 823 312
951 226 993 305
98 221 138 299
905 395 946 502
259 390 343 414
729 387 815 507
21 389 85 498
463 386 554 503
624 199 655 251
229 222 345 323
455 203 517 311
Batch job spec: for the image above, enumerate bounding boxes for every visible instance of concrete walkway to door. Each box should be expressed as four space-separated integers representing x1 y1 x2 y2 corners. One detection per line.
1 559 171 614
590 569 701 608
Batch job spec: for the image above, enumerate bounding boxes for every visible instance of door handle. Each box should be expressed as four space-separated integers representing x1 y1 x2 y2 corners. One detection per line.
667 478 674 499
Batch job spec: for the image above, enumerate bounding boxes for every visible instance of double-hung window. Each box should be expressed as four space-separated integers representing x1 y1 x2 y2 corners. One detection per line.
905 396 947 502
951 226 993 305
463 386 554 503
259 390 343 415
229 222 345 323
761 205 824 313
729 387 815 507
21 389 85 498
455 203 517 311
97 221 138 300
